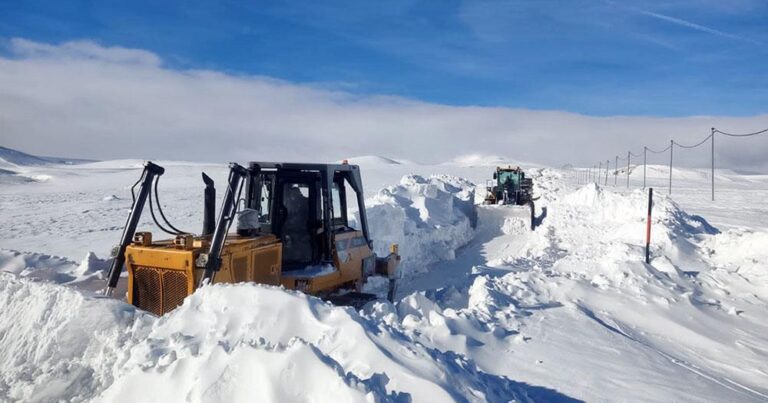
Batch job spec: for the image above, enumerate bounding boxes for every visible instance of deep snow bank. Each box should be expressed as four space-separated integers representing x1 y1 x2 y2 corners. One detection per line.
0 273 135 402
364 175 477 274
0 249 110 292
0 274 533 402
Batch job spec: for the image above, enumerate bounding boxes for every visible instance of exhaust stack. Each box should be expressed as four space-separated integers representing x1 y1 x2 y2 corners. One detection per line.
202 173 215 236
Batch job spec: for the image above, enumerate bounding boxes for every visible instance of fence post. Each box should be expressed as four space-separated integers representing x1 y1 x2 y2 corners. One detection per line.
643 147 647 189
645 187 653 264
614 156 618 186
668 140 674 195
626 151 630 188
598 161 602 185
605 159 609 186
711 127 715 201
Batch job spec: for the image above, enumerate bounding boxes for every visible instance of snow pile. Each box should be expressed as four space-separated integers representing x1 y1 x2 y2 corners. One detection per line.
0 249 110 292
0 165 46 185
700 229 768 300
364 175 477 274
561 183 717 252
701 229 768 272
0 275 533 402
0 273 133 402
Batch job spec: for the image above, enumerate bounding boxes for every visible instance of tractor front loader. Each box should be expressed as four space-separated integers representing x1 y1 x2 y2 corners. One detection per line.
483 166 537 230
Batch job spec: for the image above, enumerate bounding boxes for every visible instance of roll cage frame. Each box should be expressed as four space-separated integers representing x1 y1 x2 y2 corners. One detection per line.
245 162 371 265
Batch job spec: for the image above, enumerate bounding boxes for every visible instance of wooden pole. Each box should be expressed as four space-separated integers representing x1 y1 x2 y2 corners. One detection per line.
626 151 630 188
711 128 715 201
668 140 674 195
643 147 647 189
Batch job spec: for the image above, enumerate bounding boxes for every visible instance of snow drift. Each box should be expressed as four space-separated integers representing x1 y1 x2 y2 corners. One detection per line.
0 274 537 402
0 249 110 292
364 175 477 274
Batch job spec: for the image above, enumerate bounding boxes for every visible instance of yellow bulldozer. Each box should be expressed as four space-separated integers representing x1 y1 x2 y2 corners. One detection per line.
104 161 400 315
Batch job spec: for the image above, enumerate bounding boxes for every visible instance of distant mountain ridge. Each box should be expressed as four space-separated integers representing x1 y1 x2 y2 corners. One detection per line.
0 146 96 167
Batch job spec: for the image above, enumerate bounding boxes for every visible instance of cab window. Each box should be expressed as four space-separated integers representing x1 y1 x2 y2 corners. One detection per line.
332 182 343 220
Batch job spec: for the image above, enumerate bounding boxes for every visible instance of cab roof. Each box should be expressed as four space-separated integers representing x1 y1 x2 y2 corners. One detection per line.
248 162 360 172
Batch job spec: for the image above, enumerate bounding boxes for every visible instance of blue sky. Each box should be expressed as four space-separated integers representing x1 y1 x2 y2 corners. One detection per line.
1 0 766 117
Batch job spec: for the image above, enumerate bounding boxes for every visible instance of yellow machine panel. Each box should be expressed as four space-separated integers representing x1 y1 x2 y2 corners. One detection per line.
279 230 374 294
126 233 282 316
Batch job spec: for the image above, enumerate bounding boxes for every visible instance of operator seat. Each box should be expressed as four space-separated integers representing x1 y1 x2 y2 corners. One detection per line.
281 186 313 265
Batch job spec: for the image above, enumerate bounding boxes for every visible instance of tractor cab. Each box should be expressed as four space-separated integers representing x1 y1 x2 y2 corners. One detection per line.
485 166 533 206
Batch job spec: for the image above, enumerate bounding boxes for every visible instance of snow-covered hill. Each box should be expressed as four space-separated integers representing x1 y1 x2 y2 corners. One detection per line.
0 146 95 167
341 155 403 165
0 158 767 402
0 146 97 185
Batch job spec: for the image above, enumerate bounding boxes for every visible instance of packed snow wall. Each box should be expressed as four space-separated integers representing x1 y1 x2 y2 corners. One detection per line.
362 175 478 275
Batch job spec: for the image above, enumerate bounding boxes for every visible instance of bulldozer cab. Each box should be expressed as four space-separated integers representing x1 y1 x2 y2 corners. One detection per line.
106 161 399 316
244 162 370 271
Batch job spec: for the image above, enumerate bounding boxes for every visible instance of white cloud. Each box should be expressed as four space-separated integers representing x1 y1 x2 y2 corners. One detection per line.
0 39 766 171
8 38 161 66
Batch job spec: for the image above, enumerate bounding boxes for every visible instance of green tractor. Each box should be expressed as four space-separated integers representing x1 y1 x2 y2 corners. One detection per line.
484 166 536 230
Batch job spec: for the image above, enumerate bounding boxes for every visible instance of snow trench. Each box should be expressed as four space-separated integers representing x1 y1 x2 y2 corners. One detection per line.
2 173 768 402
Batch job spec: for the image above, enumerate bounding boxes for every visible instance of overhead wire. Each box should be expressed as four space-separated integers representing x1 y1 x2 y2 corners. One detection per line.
646 144 671 154
675 133 713 149
714 127 768 137
588 126 767 197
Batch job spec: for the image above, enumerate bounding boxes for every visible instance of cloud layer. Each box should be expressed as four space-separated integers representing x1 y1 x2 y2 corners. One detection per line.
1 39 766 170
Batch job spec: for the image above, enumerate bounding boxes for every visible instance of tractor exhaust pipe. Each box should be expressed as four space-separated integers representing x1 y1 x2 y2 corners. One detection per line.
104 161 165 296
200 163 248 286
202 173 215 236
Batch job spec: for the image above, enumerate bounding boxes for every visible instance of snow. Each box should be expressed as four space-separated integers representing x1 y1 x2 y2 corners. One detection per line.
1 150 768 402
364 174 477 274
0 276 535 402
341 155 402 165
0 146 95 167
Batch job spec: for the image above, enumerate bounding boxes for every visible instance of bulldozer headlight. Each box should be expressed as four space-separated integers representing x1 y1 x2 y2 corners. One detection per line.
195 253 209 268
